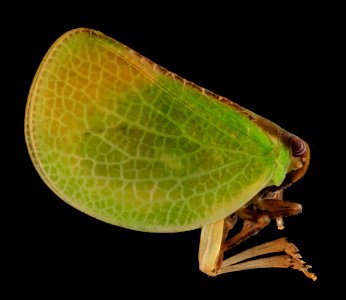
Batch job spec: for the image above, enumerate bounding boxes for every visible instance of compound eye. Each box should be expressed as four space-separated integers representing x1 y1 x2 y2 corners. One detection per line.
289 136 307 157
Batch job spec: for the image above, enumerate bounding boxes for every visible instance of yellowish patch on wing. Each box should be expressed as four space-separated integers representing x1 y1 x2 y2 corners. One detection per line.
32 29 163 152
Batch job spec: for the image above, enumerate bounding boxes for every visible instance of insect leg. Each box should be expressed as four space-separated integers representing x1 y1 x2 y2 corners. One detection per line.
218 237 317 281
198 215 237 276
198 206 316 280
253 198 302 217
252 189 302 230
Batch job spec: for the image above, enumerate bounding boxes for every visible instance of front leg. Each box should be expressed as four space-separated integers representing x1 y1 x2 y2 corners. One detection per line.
252 188 302 229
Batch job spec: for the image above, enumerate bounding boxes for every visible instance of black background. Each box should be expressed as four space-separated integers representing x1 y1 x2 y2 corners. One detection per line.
4 3 339 298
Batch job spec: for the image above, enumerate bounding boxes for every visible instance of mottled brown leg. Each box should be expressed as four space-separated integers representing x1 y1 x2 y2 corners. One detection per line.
198 195 317 280
256 189 285 228
253 190 302 229
219 237 317 280
222 215 271 253
222 196 303 253
253 198 302 218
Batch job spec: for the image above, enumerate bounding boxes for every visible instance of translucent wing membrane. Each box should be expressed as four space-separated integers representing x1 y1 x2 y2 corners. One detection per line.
25 29 291 232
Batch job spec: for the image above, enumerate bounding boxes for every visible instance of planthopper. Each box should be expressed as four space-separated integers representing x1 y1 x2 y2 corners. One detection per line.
25 28 316 280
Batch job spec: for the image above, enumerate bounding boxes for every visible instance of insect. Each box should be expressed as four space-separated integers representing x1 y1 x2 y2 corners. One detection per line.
25 28 316 280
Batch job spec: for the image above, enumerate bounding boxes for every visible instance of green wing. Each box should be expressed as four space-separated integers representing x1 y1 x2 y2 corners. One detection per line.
25 28 291 232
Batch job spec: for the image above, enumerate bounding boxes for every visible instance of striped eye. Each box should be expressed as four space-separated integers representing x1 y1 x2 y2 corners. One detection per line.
289 135 307 157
